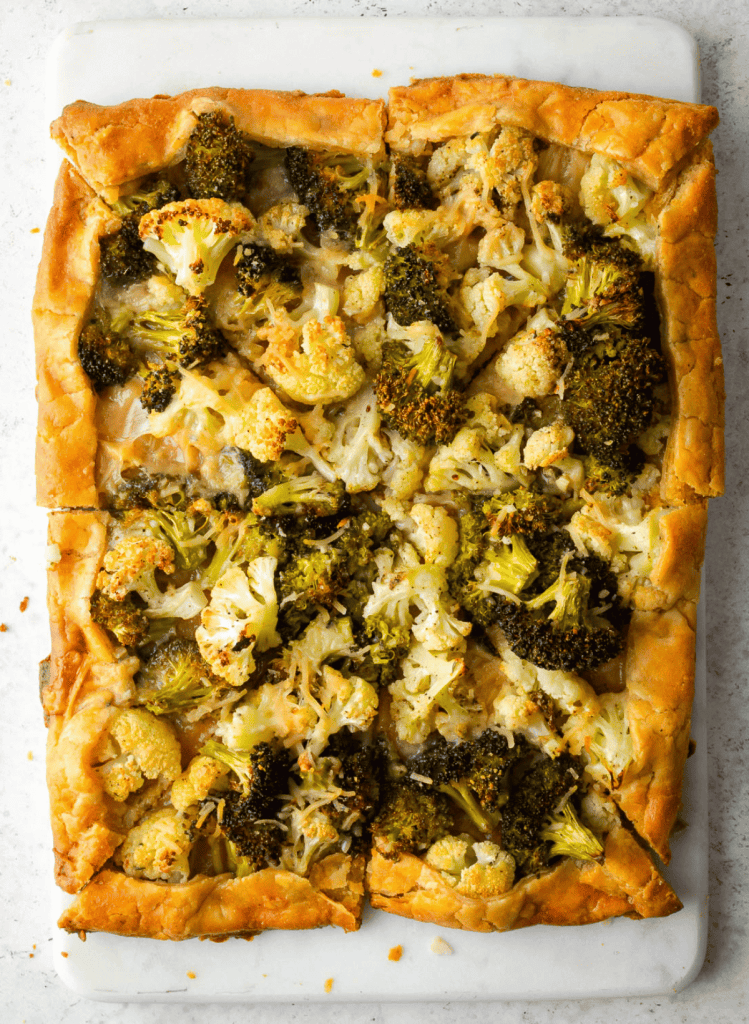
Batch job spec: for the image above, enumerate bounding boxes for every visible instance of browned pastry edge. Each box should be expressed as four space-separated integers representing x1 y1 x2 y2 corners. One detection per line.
385 73 719 190
51 88 387 199
366 820 680 932
33 163 119 509
656 143 724 501
633 503 707 611
614 604 697 863
58 854 364 938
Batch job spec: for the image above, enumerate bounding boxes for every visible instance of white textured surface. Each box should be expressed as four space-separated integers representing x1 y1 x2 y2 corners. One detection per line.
0 1 746 1022
47 14 708 1003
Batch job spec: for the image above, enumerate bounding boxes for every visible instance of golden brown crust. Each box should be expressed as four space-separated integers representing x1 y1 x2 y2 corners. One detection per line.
632 504 707 611
52 88 387 200
615 606 696 863
386 74 718 189
367 821 680 933
58 854 363 938
656 144 724 501
33 164 119 509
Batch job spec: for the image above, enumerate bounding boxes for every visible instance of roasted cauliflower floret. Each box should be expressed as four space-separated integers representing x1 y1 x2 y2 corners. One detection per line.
477 221 526 269
96 708 182 801
531 180 573 227
139 198 254 295
239 387 299 462
343 264 385 321
425 834 471 874
116 807 194 882
196 557 281 686
425 426 517 494
579 154 656 267
523 422 575 470
409 503 459 568
170 754 230 812
495 309 570 400
256 313 365 405
256 201 309 251
389 643 469 745
455 842 516 898
217 680 316 751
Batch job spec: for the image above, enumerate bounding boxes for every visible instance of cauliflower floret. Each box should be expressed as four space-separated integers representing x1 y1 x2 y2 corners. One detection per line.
389 643 468 745
116 807 194 882
342 264 385 321
256 313 365 405
464 393 514 449
96 708 182 801
349 313 385 371
486 126 538 210
410 565 472 651
97 534 174 602
170 754 230 812
425 426 518 494
409 503 459 568
381 428 429 499
324 384 393 492
196 557 280 686
523 422 575 470
306 666 379 757
531 180 572 227
256 201 309 251
279 804 340 876
579 154 656 267
217 680 316 750
460 268 511 342
238 387 298 462
495 308 570 400
425 834 471 874
566 691 634 788
139 198 254 294
455 842 516 898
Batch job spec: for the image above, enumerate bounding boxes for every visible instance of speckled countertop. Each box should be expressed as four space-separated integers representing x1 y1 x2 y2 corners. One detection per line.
1 1 747 1021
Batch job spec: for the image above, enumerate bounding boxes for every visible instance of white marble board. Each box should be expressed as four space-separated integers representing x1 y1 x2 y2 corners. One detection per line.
47 15 707 1003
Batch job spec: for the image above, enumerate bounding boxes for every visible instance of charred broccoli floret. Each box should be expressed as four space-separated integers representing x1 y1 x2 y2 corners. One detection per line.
109 471 189 512
139 362 179 412
562 330 666 467
284 146 371 238
234 242 302 298
562 231 645 331
382 243 456 334
500 752 580 875
321 732 385 825
90 589 149 647
101 179 180 284
208 741 290 816
78 316 135 391
135 638 218 715
252 473 345 518
184 111 255 201
371 779 452 857
406 731 524 836
582 449 645 496
482 490 564 539
130 295 225 369
390 154 436 210
374 336 465 446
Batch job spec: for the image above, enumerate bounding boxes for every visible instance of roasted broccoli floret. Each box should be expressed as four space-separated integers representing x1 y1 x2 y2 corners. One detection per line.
582 449 644 496
390 154 435 211
139 362 179 412
406 731 523 836
500 752 580 875
130 295 225 369
234 242 302 297
101 179 180 284
284 146 371 238
184 111 255 201
562 329 666 468
135 638 218 715
109 471 189 512
374 336 465 446
561 229 645 322
320 732 385 826
78 316 135 391
371 779 452 857
90 589 149 647
482 490 564 539
252 473 345 518
383 243 456 334
539 802 603 862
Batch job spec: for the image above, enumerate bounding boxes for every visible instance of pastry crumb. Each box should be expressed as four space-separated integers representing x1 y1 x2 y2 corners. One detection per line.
31 227 40 234
371 69 383 78
187 971 196 979
29 953 34 958
4 79 10 86
388 945 403 961
27 751 34 761
0 624 7 632
78 930 86 942
61 951 69 958
324 977 334 993
430 936 453 956
20 596 29 612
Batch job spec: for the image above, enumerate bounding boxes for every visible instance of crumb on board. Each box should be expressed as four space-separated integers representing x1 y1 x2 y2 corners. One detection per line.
4 79 10 86
61 952 69 958
31 227 40 234
78 931 86 942
430 936 453 956
27 751 33 761
324 978 334 993
0 624 7 632
187 971 196 979
388 945 403 962
20 596 29 612
29 953 34 958
371 69 383 78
